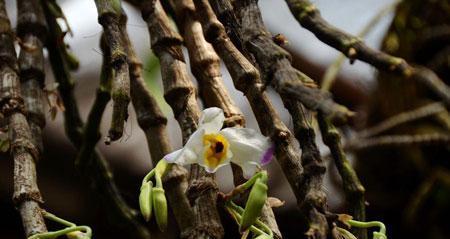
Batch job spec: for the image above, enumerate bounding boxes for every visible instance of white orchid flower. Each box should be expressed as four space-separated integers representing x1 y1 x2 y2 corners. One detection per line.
164 107 274 178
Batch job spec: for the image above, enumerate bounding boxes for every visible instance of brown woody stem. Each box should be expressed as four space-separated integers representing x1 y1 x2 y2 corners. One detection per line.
17 0 47 154
93 0 130 143
1 0 47 236
318 114 366 238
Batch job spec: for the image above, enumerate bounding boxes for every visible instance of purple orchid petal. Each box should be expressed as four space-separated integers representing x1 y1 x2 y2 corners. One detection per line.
260 144 275 166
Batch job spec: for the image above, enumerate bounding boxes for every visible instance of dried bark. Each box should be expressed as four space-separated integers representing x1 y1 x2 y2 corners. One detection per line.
93 0 130 142
0 0 47 236
285 0 450 109
289 105 333 239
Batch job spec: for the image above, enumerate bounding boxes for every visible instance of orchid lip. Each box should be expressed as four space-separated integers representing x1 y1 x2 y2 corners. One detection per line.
260 144 275 166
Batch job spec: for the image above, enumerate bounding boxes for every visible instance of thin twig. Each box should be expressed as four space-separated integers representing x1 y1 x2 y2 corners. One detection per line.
321 0 401 91
346 133 450 151
42 0 84 146
356 102 445 138
0 0 47 236
286 0 450 108
317 114 366 239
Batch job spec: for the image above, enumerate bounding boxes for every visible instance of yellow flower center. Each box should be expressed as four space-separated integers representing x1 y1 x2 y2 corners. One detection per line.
203 134 229 169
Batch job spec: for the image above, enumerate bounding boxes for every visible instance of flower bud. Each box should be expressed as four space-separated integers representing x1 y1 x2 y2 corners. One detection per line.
152 187 168 232
240 178 268 231
139 181 153 221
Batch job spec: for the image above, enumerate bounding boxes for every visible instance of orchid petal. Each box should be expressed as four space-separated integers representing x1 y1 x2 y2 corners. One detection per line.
163 129 205 165
220 127 273 178
163 148 197 165
199 107 225 134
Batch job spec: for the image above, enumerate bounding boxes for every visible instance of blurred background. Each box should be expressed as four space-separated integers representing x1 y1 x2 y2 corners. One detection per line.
1 0 449 238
